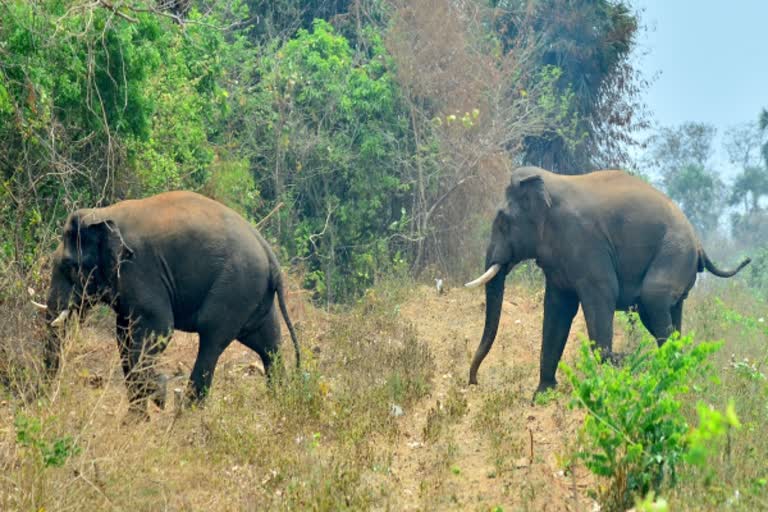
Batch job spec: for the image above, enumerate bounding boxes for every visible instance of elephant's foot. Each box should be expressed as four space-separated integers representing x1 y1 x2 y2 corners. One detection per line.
151 374 168 410
591 345 625 366
605 351 626 366
122 403 150 425
178 382 208 412
532 380 557 404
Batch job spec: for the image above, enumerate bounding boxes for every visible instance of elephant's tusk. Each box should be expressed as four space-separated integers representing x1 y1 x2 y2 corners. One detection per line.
50 309 70 327
464 264 502 288
31 300 48 310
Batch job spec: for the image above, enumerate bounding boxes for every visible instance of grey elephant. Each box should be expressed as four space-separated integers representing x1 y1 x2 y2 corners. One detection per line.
465 166 750 397
36 191 300 417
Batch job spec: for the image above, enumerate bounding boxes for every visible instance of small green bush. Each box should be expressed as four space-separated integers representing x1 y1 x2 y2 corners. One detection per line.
15 413 80 468
560 334 724 510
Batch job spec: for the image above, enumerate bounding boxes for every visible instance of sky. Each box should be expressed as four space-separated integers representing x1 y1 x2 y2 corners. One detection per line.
631 0 768 176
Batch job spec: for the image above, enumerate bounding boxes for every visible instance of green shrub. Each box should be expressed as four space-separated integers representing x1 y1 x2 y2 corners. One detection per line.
249 19 419 301
15 413 81 468
560 334 725 510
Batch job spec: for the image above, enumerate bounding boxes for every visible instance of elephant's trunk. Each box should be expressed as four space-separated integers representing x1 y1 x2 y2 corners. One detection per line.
468 266 507 385
42 324 62 374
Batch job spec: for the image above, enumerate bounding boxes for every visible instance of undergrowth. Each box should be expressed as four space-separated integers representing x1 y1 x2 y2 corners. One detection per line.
4 273 768 510
0 277 434 510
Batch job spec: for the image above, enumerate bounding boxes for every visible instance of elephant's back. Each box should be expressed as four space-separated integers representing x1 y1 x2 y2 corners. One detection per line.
570 170 701 270
101 191 269 274
106 191 256 241
569 170 694 230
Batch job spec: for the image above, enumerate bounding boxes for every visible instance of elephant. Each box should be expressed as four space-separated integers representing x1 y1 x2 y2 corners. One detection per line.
465 166 750 397
35 191 300 418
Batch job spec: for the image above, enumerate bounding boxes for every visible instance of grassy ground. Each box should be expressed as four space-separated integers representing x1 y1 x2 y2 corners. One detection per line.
2 272 768 511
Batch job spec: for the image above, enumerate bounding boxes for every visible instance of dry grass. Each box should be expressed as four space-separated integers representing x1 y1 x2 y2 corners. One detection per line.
1 274 435 511
3 272 768 511
663 281 768 510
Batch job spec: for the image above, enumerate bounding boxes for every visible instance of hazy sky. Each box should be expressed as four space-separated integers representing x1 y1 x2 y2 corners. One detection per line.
632 0 768 173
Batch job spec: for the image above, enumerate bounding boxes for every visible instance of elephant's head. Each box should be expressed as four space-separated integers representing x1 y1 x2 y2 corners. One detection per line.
465 172 551 384
37 210 132 372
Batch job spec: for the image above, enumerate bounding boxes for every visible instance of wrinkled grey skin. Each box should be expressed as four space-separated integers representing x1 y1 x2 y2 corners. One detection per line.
43 191 300 417
468 166 750 398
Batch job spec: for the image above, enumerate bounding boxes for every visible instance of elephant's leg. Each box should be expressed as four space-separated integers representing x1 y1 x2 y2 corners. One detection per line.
579 284 618 361
638 298 675 347
237 306 282 384
536 284 579 396
637 268 682 347
115 314 134 380
187 332 232 403
671 300 683 334
123 315 173 416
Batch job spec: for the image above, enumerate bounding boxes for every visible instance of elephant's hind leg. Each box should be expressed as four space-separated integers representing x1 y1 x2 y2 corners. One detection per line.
641 299 683 347
578 278 619 359
237 306 282 383
638 286 677 347
671 300 683 334
187 331 233 403
639 246 695 347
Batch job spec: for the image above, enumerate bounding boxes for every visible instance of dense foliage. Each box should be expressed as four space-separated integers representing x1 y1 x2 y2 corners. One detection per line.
0 1 242 275
246 20 413 300
1 0 652 302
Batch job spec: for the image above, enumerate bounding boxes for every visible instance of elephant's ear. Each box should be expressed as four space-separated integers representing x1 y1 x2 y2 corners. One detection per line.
70 212 134 277
517 174 552 213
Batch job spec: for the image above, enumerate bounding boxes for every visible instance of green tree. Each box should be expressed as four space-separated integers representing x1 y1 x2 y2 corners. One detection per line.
665 163 724 235
0 1 255 272
728 113 768 246
723 121 765 169
646 123 724 235
489 0 647 172
647 122 716 179
240 0 388 49
0 1 164 269
246 19 413 301
761 108 768 168
729 166 768 213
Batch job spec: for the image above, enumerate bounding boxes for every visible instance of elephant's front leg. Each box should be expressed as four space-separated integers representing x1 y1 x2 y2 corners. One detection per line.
117 314 172 419
116 315 135 381
535 284 579 398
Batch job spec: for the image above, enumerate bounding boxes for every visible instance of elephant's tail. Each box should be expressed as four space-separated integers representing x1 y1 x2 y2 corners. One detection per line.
262 239 301 369
275 272 301 369
699 250 751 278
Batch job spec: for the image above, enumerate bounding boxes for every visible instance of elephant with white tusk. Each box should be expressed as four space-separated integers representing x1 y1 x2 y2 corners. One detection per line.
42 191 300 419
466 166 750 399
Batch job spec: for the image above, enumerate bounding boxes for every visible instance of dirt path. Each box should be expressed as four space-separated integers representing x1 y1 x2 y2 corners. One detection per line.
389 285 602 511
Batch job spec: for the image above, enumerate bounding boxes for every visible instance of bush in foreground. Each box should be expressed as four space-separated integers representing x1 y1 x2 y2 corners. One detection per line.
561 333 739 511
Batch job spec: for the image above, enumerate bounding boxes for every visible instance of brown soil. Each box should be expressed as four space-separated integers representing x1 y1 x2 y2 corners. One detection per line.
386 284 605 511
